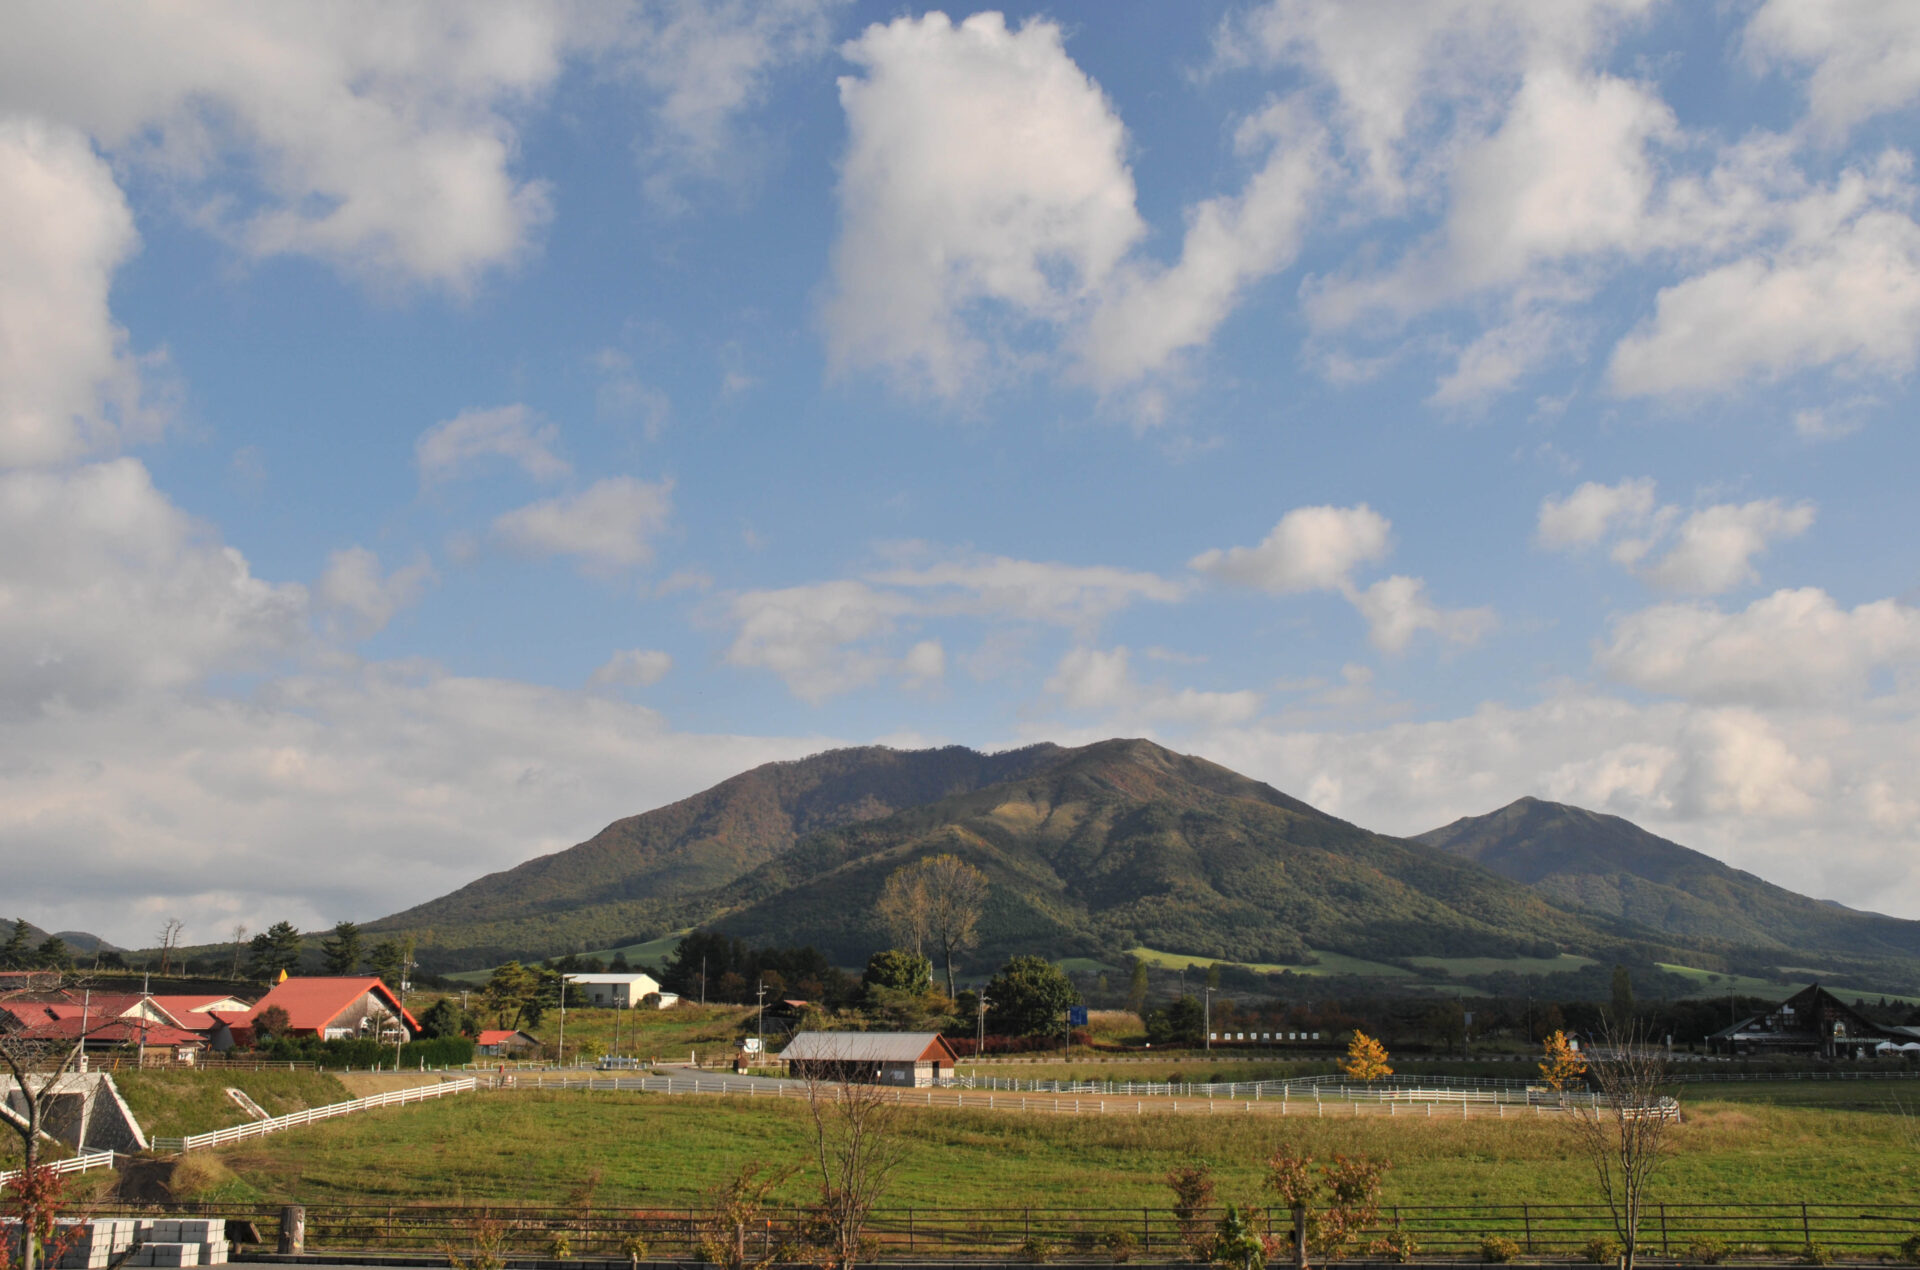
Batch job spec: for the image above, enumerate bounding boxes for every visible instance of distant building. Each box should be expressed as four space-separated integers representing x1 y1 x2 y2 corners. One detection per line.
244 976 420 1042
475 1029 540 1056
1708 983 1920 1058
779 1031 959 1087
563 972 672 1009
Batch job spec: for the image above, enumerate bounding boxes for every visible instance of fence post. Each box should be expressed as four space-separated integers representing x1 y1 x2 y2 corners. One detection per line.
1522 1203 1532 1254
1660 1205 1669 1257
1802 1202 1811 1248
1292 1203 1308 1270
278 1205 306 1255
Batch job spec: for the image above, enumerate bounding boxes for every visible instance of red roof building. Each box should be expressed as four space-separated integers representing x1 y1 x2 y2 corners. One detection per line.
246 976 420 1041
475 1029 539 1055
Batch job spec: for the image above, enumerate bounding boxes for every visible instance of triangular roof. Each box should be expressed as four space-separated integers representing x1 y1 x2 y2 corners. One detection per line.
779 1031 959 1064
476 1029 537 1045
1710 982 1905 1041
246 976 420 1034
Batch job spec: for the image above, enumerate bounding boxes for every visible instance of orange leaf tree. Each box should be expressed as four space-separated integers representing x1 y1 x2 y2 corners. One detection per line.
1539 1029 1588 1092
1340 1030 1392 1083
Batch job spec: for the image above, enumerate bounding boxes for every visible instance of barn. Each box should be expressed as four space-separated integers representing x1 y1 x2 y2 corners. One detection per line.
778 1031 959 1087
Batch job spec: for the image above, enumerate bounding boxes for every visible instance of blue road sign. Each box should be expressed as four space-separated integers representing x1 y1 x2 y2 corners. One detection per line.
1067 1006 1089 1026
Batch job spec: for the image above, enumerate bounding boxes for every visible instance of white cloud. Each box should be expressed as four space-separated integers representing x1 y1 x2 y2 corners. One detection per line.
0 117 160 468
1348 575 1496 653
1744 0 1920 137
824 11 1143 395
723 580 914 702
1598 588 1920 706
1044 646 1261 727
1609 174 1920 395
1638 499 1814 594
1075 99 1328 388
416 404 569 486
589 648 674 689
1536 477 1658 548
0 459 307 714
1189 504 1392 593
592 350 672 439
492 477 675 571
869 554 1187 627
317 547 434 641
900 639 946 688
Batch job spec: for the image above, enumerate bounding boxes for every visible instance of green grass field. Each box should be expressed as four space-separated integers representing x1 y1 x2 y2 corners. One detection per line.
187 1084 1920 1211
1127 946 1416 979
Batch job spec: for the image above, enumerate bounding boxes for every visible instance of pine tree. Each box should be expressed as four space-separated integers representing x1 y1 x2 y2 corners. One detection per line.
248 921 304 979
0 919 31 969
319 921 362 974
1127 958 1150 1016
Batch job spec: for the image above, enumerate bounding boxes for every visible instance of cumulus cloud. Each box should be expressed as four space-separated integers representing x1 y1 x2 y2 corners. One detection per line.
1744 0 1920 136
869 554 1187 627
0 118 161 468
589 648 674 689
317 547 434 640
824 12 1142 394
724 580 914 702
1348 575 1496 653
492 477 675 572
0 459 307 714
1044 646 1261 727
1598 588 1920 706
1189 505 1392 593
1638 499 1815 594
1536 477 1659 548
416 405 569 486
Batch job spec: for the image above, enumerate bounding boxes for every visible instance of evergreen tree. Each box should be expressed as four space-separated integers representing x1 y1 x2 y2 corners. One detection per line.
248 921 304 979
365 939 405 985
1 919 31 969
1127 958 1150 1015
1610 965 1635 1024
320 920 363 975
34 936 69 969
861 948 933 995
1146 995 1206 1046
418 997 463 1039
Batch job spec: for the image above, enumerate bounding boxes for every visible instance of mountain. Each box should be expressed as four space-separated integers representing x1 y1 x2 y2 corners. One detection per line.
1413 797 1920 964
381 738 1642 972
2 919 118 954
370 743 1071 965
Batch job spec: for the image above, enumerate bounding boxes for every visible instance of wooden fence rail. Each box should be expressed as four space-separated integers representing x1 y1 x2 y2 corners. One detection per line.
150 1077 477 1152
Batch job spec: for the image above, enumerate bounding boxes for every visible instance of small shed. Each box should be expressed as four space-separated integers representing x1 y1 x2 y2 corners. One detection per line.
779 1031 959 1087
475 1029 540 1056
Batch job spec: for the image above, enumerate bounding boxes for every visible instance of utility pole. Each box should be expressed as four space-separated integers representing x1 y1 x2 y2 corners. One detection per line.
700 955 706 1006
557 975 567 1067
1204 986 1215 1054
976 992 989 1058
756 978 767 1056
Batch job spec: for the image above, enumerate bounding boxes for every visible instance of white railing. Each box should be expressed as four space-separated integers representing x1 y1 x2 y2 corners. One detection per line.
151 1077 477 1152
0 1149 116 1186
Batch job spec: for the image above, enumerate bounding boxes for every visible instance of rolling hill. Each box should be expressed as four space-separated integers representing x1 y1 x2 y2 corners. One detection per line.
1413 796 1920 965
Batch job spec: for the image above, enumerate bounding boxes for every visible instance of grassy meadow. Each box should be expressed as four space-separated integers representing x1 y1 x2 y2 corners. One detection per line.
115 1068 352 1138
173 1080 1920 1213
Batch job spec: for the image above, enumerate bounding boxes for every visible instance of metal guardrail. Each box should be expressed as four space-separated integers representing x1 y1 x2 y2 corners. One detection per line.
0 1149 116 1186
151 1078 478 1152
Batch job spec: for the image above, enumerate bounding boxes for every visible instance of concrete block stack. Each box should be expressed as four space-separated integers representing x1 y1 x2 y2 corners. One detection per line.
123 1218 230 1267
54 1218 138 1269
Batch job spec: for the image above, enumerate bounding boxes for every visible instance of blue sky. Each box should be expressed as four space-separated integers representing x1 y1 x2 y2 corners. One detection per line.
3 1 1917 947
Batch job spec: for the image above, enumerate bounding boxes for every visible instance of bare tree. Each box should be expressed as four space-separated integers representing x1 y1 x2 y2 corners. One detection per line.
800 1073 909 1269
877 853 989 997
1565 1019 1678 1270
155 918 184 977
0 970 95 1270
228 924 248 981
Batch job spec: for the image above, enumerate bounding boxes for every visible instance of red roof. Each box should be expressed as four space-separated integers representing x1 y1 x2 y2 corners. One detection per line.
246 976 421 1035
20 1017 204 1047
476 1029 534 1045
146 995 250 1030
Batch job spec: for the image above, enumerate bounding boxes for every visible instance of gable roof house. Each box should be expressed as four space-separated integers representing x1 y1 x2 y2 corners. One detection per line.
0 991 256 1060
778 1031 959 1087
245 976 420 1042
563 972 668 1009
1708 983 1920 1057
475 1029 540 1056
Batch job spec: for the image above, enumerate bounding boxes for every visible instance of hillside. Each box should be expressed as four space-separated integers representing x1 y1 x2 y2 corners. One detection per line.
372 744 1068 966
1414 797 1920 964
3 918 118 955
702 739 1618 967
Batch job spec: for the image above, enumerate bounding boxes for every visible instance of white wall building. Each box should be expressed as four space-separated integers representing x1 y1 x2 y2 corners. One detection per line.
563 972 675 1009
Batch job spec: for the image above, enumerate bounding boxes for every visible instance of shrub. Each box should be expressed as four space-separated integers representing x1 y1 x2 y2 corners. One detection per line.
1021 1235 1055 1263
1211 1205 1266 1270
1900 1233 1920 1266
546 1232 571 1260
1370 1226 1420 1264
1799 1244 1834 1266
618 1233 648 1267
1480 1234 1521 1263
1687 1238 1729 1265
1582 1236 1621 1264
1104 1228 1139 1264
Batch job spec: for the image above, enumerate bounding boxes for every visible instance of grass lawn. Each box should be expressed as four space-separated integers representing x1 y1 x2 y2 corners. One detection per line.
1127 946 1416 979
115 1069 352 1138
191 1085 1920 1213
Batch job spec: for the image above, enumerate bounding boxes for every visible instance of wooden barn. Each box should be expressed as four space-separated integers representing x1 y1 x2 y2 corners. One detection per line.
1708 983 1920 1057
778 1031 959 1087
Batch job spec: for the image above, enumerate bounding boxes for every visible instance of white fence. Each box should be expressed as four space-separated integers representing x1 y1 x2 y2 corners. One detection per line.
151 1077 477 1152
0 1148 116 1186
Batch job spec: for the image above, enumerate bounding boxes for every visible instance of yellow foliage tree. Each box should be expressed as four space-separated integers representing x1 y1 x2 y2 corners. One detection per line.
1539 1028 1588 1091
1341 1029 1392 1082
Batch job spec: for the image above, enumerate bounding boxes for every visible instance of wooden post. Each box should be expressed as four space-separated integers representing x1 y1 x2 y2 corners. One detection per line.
277 1206 305 1255
1292 1203 1308 1270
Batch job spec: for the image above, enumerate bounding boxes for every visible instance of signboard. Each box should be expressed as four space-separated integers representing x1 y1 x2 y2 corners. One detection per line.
1067 1006 1089 1027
